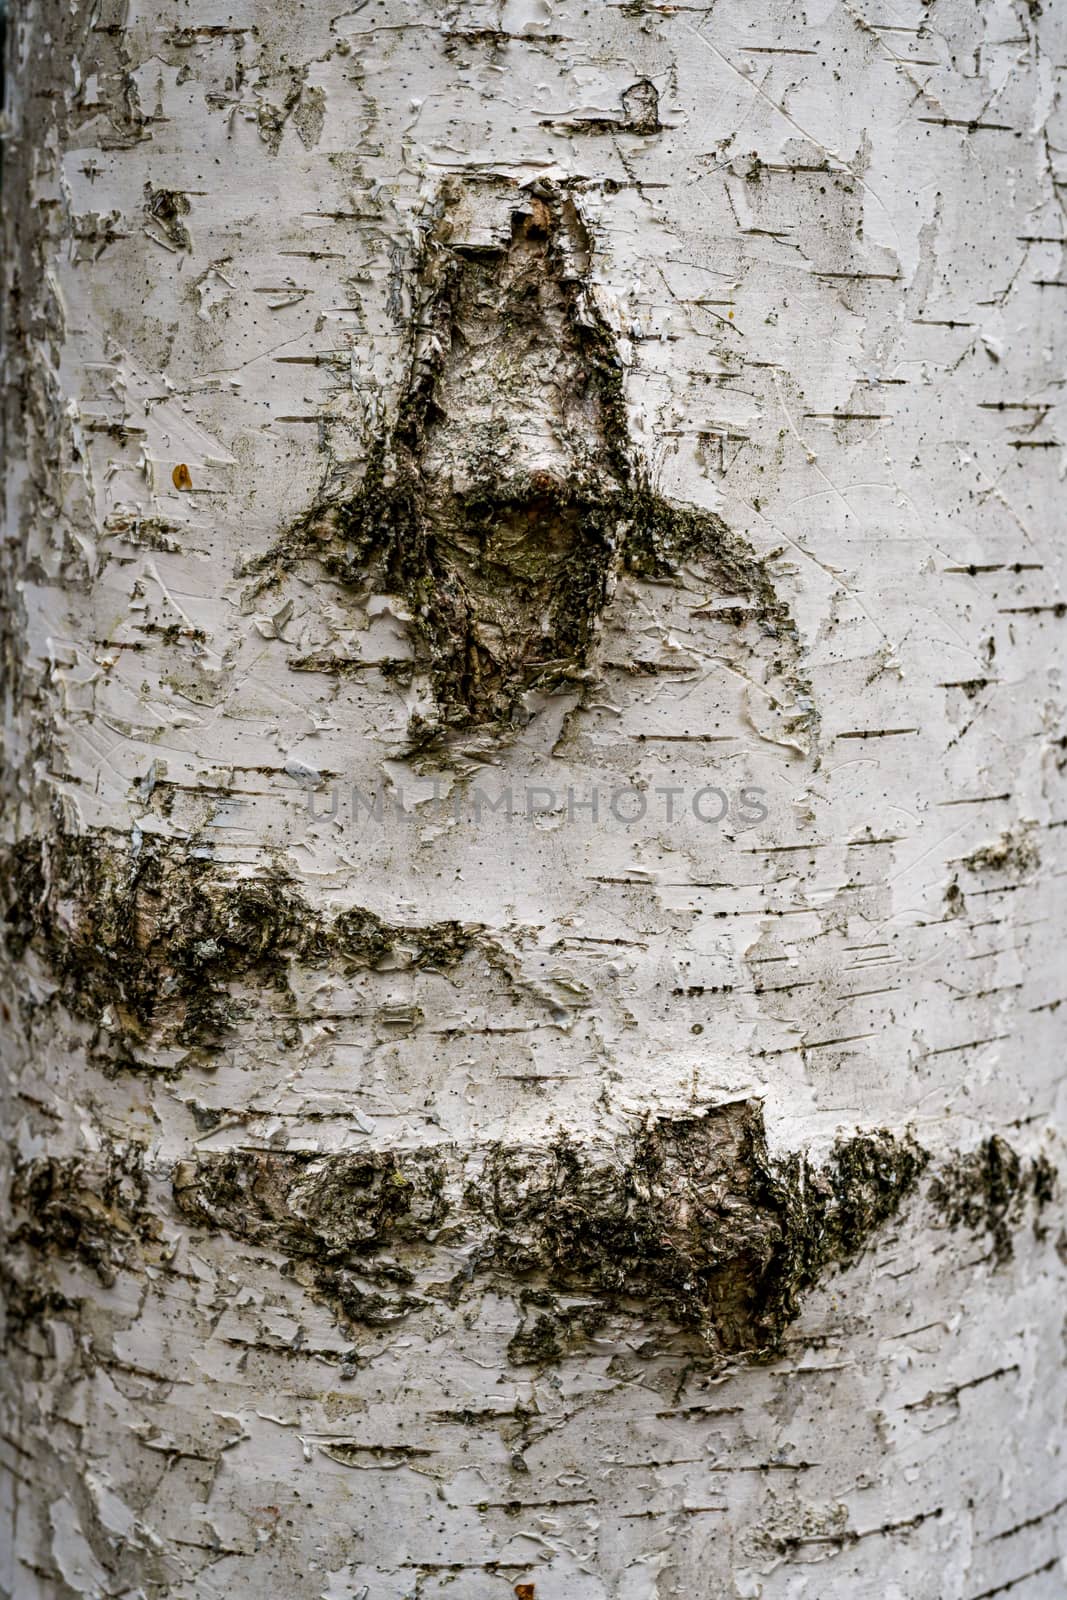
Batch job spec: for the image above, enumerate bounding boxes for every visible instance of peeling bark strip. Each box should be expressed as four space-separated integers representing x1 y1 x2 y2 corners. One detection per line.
251 181 811 746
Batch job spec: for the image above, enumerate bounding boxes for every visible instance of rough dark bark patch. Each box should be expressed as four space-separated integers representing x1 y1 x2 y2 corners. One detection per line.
928 1136 1055 1264
168 1100 930 1359
4 1113 1055 1368
0 832 480 1067
962 823 1040 876
9 1141 157 1287
248 181 809 746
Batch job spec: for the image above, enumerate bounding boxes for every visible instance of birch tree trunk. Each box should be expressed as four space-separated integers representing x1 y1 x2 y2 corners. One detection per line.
3 0 1066 1596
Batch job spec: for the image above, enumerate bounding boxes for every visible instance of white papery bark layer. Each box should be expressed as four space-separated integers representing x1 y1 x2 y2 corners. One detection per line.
2 1 1066 1596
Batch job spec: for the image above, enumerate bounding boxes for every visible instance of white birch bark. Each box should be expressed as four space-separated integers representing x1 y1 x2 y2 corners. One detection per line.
2 0 1066 1597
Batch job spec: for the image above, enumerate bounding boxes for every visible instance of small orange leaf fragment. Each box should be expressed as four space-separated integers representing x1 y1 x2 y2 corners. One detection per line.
514 1586 535 1600
172 463 193 491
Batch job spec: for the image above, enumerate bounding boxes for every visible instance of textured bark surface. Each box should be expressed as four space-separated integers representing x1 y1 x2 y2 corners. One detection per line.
2 0 1067 1596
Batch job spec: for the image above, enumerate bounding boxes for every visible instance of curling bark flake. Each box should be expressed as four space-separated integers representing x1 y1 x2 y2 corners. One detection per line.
1 1 1066 1598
